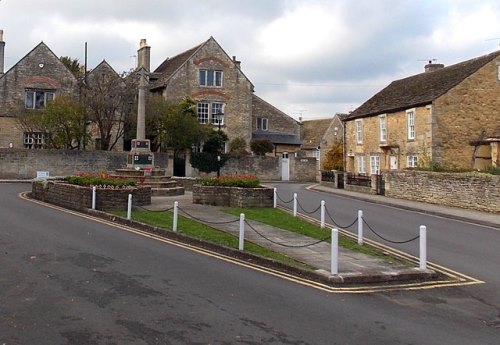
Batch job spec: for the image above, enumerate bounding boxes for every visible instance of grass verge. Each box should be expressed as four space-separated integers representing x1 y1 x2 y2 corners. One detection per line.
110 210 313 270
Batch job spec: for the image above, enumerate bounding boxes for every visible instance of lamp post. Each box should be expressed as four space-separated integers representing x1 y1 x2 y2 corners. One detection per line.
214 112 224 177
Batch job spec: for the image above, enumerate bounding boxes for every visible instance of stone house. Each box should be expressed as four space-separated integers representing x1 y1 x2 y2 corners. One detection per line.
343 50 500 175
145 36 301 156
301 113 346 169
0 31 79 149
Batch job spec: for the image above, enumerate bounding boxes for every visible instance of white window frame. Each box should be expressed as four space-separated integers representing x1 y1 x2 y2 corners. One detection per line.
199 69 223 87
357 155 366 174
407 109 416 140
23 132 45 149
407 155 418 168
497 65 500 81
211 102 225 126
355 119 363 144
370 155 381 175
379 114 387 143
197 102 209 124
256 117 268 131
25 89 55 109
312 148 320 160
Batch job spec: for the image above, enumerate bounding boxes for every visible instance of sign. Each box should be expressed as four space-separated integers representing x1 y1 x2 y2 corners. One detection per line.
36 171 49 178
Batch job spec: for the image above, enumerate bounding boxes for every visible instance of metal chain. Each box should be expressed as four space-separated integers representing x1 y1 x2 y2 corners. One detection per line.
276 192 294 204
325 207 358 229
134 205 174 212
244 220 330 248
177 207 240 225
296 199 322 215
363 218 420 244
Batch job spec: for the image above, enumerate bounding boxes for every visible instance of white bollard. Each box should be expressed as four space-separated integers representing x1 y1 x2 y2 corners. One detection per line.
239 213 245 250
92 186 96 210
320 200 326 229
357 210 363 245
273 188 277 208
173 201 178 232
331 228 339 275
127 194 132 220
419 225 427 270
293 193 298 217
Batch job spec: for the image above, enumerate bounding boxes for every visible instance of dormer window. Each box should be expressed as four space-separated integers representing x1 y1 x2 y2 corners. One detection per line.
199 69 223 87
25 89 55 109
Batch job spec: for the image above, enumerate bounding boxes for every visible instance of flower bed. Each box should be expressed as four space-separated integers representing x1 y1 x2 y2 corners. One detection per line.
32 179 151 211
192 176 273 208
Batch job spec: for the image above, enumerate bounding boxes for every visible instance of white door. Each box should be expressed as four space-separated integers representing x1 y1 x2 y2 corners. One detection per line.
281 152 290 181
390 156 398 170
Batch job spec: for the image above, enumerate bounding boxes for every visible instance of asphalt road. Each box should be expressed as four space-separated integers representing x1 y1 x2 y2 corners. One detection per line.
1 183 499 344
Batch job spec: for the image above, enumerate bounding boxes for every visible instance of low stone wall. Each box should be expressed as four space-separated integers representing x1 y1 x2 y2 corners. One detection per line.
384 171 499 213
32 180 151 211
192 184 274 208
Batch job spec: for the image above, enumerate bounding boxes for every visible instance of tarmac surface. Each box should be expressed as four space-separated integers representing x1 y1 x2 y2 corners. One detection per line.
142 183 499 285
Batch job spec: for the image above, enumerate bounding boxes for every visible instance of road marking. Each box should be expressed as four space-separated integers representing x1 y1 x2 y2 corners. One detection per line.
20 192 483 294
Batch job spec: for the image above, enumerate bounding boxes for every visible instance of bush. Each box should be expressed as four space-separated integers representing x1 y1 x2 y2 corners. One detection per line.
199 175 260 188
250 138 274 156
64 175 136 188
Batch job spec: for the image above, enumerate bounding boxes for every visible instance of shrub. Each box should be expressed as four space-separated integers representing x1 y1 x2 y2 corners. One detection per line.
250 138 273 156
64 175 136 188
199 175 260 188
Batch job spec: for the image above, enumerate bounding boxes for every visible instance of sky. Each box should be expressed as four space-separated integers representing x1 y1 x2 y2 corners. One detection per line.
1 0 499 120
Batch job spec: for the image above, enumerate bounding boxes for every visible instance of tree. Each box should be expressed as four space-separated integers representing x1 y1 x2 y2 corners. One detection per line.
60 56 83 78
83 64 136 150
250 138 274 156
228 137 248 157
322 143 344 170
16 95 88 149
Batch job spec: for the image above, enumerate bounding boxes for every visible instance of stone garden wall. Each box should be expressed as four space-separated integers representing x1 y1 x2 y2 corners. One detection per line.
192 185 274 208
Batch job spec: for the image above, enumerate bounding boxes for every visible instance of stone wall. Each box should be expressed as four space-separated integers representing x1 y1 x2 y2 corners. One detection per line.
193 184 274 208
384 171 499 213
0 148 168 179
32 180 152 211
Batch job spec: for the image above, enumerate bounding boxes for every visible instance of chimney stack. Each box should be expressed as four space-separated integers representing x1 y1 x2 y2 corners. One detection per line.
137 39 151 72
232 56 241 69
0 30 5 75
424 60 444 73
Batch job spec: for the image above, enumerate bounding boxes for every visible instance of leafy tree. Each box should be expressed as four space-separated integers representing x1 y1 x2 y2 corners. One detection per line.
190 129 229 174
250 138 274 156
322 143 343 170
228 137 248 157
60 56 83 78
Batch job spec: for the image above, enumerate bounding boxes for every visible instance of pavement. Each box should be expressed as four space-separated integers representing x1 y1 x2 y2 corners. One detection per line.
142 182 499 285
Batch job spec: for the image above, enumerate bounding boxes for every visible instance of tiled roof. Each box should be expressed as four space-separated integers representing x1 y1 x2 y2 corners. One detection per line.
150 42 204 90
252 130 302 145
345 50 500 120
301 118 333 148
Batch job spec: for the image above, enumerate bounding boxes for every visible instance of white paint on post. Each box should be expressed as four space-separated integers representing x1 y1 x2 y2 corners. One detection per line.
239 213 245 250
357 210 363 245
320 200 325 229
273 188 277 208
173 201 178 232
127 194 132 220
92 186 96 210
331 228 339 275
419 225 427 270
293 193 298 217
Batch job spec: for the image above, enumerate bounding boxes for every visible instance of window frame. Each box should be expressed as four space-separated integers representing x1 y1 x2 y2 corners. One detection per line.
23 132 45 149
199 69 223 87
210 102 225 126
379 114 387 143
370 155 381 175
407 155 418 168
256 117 269 131
407 109 416 140
357 155 366 174
355 119 363 144
197 102 209 124
25 89 55 109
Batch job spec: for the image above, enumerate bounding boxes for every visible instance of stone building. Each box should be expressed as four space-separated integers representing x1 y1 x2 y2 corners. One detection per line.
343 50 500 174
0 31 79 148
146 37 301 155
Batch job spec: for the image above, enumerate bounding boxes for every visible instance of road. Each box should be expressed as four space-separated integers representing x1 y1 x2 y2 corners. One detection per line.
0 183 498 344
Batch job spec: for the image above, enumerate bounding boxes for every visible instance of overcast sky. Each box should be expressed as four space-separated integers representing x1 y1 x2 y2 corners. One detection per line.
1 0 499 120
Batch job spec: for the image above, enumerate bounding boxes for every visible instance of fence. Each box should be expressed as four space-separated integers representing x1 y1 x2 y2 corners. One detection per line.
91 187 429 275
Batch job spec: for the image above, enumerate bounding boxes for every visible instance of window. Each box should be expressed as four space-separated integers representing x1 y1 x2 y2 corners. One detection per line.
199 69 223 87
379 115 387 142
25 89 55 109
357 155 366 174
370 155 380 175
407 109 415 140
497 65 500 81
211 102 224 125
407 155 418 168
197 101 225 125
256 117 268 131
197 102 209 124
312 148 320 160
24 132 45 149
355 119 363 144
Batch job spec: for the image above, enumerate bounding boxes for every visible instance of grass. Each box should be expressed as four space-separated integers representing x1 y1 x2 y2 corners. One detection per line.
223 207 391 259
110 209 312 269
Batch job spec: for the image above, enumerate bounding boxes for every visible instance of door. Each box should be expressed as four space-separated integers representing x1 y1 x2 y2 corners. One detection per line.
281 152 290 181
390 156 398 170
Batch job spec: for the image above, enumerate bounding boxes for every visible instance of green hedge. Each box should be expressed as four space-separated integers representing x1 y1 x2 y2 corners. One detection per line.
64 175 136 188
199 175 260 188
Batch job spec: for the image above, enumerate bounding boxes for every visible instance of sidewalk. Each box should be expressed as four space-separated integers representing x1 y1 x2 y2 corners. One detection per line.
146 192 436 284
